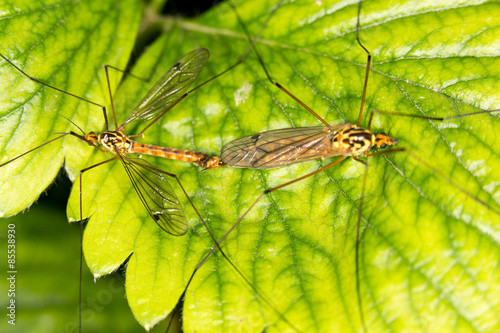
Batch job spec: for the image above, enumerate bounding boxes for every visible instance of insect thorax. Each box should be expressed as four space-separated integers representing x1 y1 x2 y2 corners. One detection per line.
333 126 375 156
98 131 131 153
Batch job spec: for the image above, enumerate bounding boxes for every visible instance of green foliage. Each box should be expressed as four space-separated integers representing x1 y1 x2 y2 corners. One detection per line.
0 0 141 214
1 0 499 332
0 203 154 333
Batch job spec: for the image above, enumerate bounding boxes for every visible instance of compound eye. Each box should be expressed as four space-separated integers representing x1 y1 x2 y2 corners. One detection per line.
380 143 387 149
379 132 387 136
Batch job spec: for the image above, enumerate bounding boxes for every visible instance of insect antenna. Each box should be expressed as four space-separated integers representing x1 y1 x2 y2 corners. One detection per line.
59 114 86 136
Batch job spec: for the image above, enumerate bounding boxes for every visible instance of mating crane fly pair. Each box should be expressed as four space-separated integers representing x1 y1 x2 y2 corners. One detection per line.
0 1 293 331
0 39 293 331
2 0 499 332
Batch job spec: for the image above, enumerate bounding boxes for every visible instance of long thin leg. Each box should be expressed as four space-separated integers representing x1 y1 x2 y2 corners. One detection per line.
229 0 330 127
199 156 348 270
354 146 500 331
356 161 369 333
0 54 111 130
374 149 500 216
0 130 102 168
180 157 349 332
105 65 119 129
356 0 372 127
231 4 372 327
367 109 500 129
139 163 301 332
77 157 117 332
0 133 71 167
230 1 372 330
165 301 182 333
355 0 499 327
104 64 150 129
138 1 284 135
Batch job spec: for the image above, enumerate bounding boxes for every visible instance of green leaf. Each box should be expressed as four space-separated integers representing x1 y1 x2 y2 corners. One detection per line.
1 0 500 332
0 0 141 215
0 202 151 333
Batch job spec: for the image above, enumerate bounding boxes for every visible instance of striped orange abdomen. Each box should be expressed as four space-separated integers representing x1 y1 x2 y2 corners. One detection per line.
129 141 222 169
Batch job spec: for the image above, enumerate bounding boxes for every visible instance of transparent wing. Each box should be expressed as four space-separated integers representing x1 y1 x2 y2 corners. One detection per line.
118 48 210 130
221 125 351 169
119 154 188 236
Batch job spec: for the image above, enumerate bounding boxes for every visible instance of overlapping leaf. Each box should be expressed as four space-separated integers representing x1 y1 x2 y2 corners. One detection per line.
1 0 499 332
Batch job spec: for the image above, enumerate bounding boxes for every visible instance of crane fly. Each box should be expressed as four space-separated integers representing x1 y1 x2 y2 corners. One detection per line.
0 47 223 329
1 48 220 235
196 0 500 331
220 124 397 168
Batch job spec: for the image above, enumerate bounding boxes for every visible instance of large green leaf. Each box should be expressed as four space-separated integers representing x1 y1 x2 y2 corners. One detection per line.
1 0 499 332
0 201 152 333
0 0 141 214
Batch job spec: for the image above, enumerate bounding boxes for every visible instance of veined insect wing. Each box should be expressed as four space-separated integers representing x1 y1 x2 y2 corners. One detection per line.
118 49 210 131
